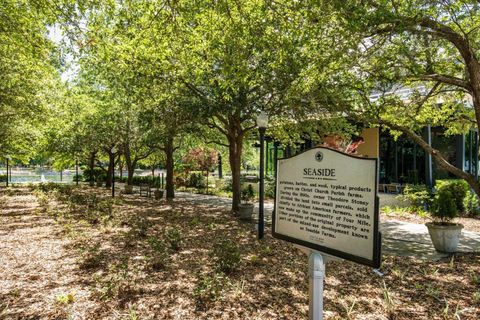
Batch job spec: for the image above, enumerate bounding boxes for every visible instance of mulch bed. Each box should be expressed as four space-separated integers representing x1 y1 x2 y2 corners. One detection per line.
0 187 479 319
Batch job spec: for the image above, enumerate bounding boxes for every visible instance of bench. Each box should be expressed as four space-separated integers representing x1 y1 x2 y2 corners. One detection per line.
385 183 401 194
139 183 151 197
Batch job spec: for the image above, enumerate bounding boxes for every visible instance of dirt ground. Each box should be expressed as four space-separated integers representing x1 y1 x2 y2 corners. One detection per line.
1 186 479 319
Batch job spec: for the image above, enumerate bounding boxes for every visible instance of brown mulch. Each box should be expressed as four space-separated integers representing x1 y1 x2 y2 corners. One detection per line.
0 187 479 319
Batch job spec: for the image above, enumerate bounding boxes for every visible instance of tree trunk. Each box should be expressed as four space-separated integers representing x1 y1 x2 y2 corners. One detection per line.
105 151 114 188
227 128 244 213
124 144 135 185
206 170 209 194
119 157 123 178
89 151 96 186
165 137 175 199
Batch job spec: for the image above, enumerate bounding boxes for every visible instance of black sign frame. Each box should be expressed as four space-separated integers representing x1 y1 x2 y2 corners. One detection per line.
272 146 382 268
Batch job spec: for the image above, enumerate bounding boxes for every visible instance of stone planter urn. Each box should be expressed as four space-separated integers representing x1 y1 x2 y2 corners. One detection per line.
426 222 463 253
124 184 134 194
239 203 254 221
154 190 164 200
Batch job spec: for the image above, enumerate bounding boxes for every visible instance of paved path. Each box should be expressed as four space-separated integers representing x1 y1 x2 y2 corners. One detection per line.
173 191 480 260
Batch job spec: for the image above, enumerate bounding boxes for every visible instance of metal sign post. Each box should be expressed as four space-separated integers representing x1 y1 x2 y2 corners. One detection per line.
309 251 325 320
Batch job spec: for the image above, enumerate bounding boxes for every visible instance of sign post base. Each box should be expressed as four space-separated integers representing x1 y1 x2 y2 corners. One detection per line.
309 251 325 320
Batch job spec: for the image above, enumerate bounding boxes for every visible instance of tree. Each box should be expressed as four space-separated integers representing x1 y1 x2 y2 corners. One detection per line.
183 147 218 193
0 1 63 160
327 1 480 196
168 0 308 212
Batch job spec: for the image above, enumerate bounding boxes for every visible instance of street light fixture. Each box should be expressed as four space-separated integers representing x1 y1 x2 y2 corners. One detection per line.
5 155 11 187
75 158 79 186
111 146 117 197
256 111 268 240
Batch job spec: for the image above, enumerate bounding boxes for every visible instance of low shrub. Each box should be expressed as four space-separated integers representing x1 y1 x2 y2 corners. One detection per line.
131 217 151 238
399 184 431 211
435 179 469 212
210 239 241 274
431 188 458 223
165 227 183 251
193 273 228 310
115 175 161 186
222 178 233 192
241 184 255 203
265 176 276 199
464 192 480 217
147 236 170 270
34 190 50 211
82 167 105 183
188 172 206 189
78 243 106 270
92 260 132 301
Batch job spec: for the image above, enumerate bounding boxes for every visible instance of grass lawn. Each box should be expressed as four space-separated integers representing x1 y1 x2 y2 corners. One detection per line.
0 185 479 319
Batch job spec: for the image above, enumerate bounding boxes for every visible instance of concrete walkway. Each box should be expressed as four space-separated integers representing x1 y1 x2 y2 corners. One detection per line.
173 191 480 260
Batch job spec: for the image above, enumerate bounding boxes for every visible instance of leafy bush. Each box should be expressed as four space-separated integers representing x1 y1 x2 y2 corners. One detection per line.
147 236 170 270
115 175 161 186
92 260 132 301
193 273 228 310
96 173 107 182
210 239 241 274
34 182 63 193
0 174 6 182
97 198 116 223
241 184 255 203
265 176 276 199
435 179 469 212
188 172 206 189
463 192 480 217
131 217 150 238
165 227 183 251
431 188 458 223
222 178 233 192
400 184 431 211
82 167 104 182
33 190 50 211
79 243 106 270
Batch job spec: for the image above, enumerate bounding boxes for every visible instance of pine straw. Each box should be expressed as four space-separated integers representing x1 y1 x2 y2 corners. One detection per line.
0 187 479 320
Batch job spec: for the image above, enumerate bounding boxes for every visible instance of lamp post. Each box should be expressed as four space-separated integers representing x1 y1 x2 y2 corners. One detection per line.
257 111 268 240
5 155 11 187
75 159 79 186
218 153 223 179
111 146 117 197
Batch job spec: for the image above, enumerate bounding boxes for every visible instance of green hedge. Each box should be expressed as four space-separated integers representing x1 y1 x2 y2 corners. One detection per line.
116 175 162 187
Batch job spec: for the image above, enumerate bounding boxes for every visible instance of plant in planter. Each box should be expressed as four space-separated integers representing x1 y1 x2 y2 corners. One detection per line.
426 187 464 253
238 184 255 221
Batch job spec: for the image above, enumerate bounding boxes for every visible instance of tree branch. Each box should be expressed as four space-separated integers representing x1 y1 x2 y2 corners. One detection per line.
417 74 471 90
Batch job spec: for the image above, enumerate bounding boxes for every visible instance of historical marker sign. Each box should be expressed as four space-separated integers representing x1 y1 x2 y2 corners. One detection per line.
273 147 381 268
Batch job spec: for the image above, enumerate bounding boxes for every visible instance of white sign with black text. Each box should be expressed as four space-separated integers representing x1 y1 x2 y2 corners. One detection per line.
273 147 381 267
